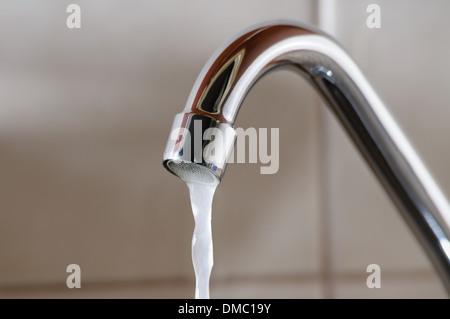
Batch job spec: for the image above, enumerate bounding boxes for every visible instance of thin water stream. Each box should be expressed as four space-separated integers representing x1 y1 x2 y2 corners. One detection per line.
186 181 218 299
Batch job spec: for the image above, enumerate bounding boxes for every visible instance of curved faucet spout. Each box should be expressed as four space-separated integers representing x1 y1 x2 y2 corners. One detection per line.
163 20 450 294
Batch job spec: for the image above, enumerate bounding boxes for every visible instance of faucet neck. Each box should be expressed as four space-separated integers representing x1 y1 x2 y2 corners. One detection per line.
164 21 450 293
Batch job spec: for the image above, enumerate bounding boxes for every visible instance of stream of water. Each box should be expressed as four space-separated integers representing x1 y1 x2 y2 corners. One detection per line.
186 181 218 299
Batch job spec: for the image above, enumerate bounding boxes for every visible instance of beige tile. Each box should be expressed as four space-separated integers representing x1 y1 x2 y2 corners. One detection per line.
326 0 450 276
331 0 450 197
212 72 321 279
0 0 320 287
329 121 435 273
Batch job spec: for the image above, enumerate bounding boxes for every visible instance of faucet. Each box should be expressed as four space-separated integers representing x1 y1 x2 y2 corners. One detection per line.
162 20 450 294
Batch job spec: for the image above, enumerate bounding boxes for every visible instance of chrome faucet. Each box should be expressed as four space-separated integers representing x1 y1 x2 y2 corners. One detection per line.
162 20 450 294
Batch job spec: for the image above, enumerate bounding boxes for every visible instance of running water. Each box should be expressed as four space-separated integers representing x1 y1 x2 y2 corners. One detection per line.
186 181 218 299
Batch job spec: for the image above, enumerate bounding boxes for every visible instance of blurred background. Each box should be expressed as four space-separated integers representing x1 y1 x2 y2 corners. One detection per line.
0 0 449 298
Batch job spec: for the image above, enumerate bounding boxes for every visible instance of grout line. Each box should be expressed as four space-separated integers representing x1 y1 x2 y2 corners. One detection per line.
308 1 331 299
316 99 334 298
0 270 439 293
304 1 332 298
0 276 194 292
317 0 338 37
316 0 338 299
213 269 440 286
213 273 321 286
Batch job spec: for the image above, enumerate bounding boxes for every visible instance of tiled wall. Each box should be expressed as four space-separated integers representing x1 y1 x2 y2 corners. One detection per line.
321 0 449 298
0 0 448 298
